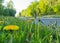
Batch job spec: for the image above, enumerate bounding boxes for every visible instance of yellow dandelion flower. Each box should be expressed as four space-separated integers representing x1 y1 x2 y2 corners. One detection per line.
3 25 19 31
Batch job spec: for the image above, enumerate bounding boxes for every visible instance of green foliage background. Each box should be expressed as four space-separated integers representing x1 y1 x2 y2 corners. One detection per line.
18 0 60 17
0 0 16 16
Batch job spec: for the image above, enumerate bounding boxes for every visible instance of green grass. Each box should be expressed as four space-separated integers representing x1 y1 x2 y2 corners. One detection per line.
0 16 60 43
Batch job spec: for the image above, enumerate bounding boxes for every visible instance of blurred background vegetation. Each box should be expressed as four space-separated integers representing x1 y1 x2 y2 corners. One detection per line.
0 0 16 16
0 0 60 17
18 0 60 18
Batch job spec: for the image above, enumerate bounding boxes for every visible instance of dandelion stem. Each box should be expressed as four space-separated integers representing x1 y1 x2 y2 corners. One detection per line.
10 34 13 43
